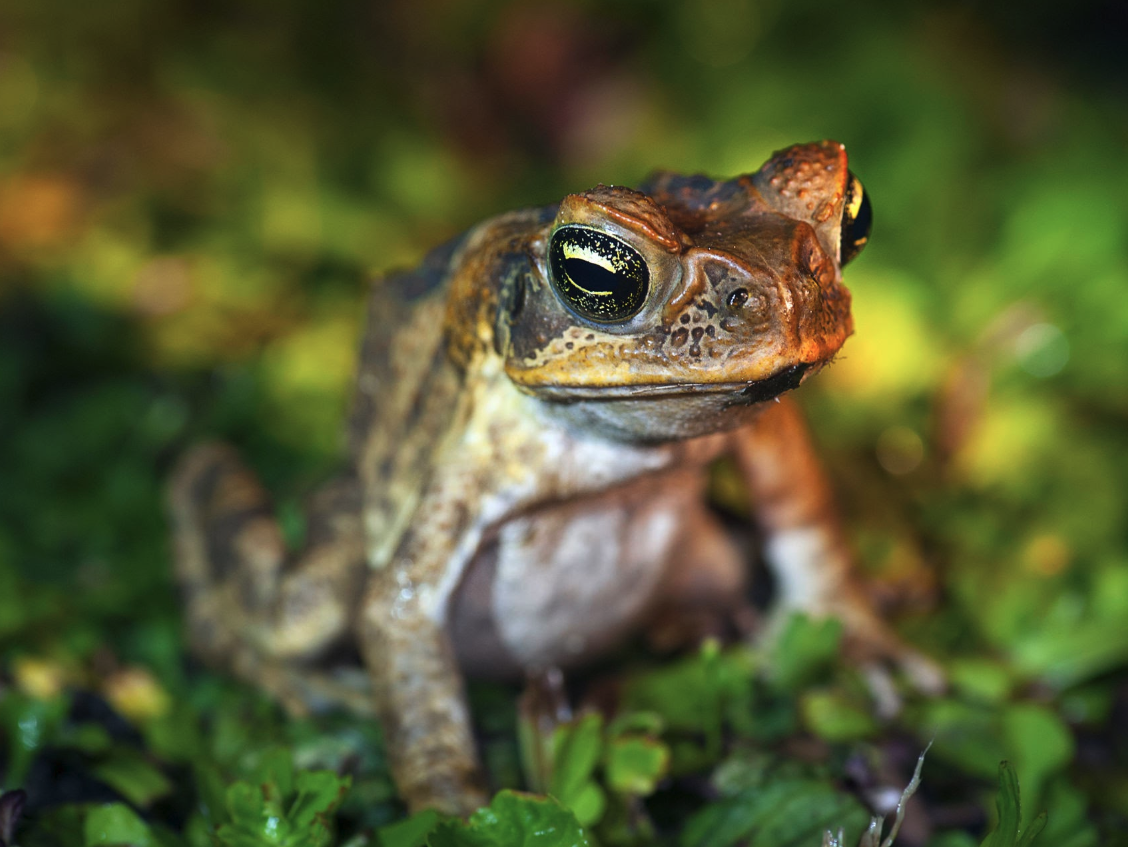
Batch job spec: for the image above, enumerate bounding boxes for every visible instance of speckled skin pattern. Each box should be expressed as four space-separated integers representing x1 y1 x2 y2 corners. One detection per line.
169 141 938 816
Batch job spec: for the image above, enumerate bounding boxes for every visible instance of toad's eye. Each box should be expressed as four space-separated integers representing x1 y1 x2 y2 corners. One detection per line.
840 172 872 266
548 226 649 323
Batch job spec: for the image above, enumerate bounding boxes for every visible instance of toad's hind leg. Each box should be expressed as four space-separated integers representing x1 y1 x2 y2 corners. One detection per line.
168 443 372 714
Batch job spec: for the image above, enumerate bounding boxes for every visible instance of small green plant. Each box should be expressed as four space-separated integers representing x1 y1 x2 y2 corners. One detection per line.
979 762 1046 847
51 761 352 847
378 791 589 847
211 757 352 847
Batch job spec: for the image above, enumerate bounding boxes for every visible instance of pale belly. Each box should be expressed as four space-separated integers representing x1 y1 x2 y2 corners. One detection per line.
447 469 711 678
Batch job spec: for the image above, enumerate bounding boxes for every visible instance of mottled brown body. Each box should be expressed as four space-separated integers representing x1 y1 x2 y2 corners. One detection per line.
169 141 936 816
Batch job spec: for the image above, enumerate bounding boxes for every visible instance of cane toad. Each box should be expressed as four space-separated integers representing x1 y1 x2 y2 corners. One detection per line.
170 141 934 816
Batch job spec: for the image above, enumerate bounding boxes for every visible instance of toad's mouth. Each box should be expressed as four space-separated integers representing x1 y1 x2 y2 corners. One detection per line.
534 363 811 404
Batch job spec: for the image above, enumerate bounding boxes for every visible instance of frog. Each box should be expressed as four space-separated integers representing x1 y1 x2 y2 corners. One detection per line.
169 140 939 817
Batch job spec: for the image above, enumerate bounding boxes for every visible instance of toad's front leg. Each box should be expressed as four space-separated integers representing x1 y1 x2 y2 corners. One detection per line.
357 504 490 817
733 397 943 694
359 583 487 816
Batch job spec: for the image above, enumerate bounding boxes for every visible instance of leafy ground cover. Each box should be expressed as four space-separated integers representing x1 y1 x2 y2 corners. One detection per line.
1 0 1126 844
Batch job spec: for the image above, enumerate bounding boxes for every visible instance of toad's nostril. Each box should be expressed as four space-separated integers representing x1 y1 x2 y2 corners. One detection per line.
727 288 749 309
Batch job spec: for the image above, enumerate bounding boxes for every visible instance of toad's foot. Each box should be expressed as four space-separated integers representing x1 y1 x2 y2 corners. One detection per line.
764 525 945 703
830 598 945 717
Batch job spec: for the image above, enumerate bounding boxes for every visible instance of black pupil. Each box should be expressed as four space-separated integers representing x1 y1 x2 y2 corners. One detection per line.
563 257 624 297
840 172 872 266
548 226 649 322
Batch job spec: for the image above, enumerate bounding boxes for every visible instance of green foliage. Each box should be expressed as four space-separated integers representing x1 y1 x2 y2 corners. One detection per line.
620 640 758 762
769 615 845 694
517 706 671 829
980 763 1046 847
90 749 174 808
379 792 589 847
0 690 69 787
545 714 606 826
604 734 669 796
431 792 587 847
912 699 1074 817
84 804 157 847
211 757 350 847
800 688 879 742
378 810 439 847
2 0 1127 842
681 779 870 847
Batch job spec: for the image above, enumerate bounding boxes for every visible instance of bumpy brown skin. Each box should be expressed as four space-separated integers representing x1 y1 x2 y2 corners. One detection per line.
168 141 939 817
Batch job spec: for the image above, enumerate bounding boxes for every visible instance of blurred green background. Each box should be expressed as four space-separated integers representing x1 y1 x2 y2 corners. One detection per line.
1 0 1126 844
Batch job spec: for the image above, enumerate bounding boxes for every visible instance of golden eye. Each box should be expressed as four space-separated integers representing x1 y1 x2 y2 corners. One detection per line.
548 226 649 322
840 172 872 265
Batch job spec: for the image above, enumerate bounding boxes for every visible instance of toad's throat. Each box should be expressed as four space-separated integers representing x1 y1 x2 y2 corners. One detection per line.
534 363 810 403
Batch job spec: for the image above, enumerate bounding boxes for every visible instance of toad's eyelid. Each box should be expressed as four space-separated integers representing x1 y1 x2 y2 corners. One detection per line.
562 243 616 274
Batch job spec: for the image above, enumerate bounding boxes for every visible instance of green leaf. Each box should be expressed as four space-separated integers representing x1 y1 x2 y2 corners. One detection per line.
288 771 351 836
769 614 843 693
681 779 869 847
620 643 755 743
1001 704 1073 819
987 761 1021 847
537 714 605 824
980 762 1046 847
378 810 440 847
751 787 868 847
84 803 155 847
253 747 296 801
143 704 204 763
212 767 350 847
800 689 878 741
91 750 174 808
605 736 670 796
223 782 271 834
1035 779 1099 847
0 690 70 787
925 835 977 847
427 791 589 847
605 711 664 739
18 803 86 846
1016 814 1047 847
709 749 774 796
947 658 1014 704
913 698 1006 779
565 783 605 830
61 722 115 755
548 714 603 804
190 762 231 831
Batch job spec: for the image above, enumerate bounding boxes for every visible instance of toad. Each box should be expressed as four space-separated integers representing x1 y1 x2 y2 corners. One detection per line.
169 141 935 816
